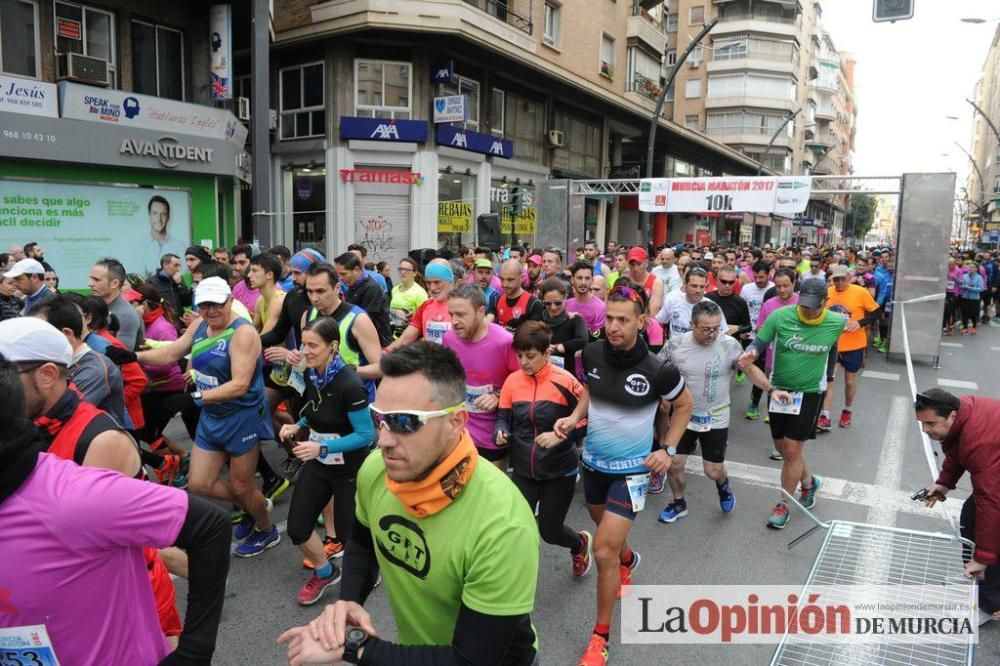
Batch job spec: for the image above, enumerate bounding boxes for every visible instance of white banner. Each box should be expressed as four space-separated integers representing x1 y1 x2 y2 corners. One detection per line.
0 179 191 287
58 82 247 146
638 176 811 214
209 5 233 100
0 75 58 118
432 95 467 123
638 178 669 212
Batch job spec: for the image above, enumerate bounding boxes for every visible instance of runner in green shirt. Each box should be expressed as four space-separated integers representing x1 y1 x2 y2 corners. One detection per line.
279 341 540 665
739 278 845 530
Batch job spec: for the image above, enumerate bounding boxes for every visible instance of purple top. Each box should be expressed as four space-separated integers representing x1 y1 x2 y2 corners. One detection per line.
566 295 606 334
947 267 964 296
232 280 261 315
143 313 187 392
757 294 799 370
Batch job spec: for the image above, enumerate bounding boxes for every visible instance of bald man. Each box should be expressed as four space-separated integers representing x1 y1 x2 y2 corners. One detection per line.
653 249 682 294
591 275 608 302
496 260 544 333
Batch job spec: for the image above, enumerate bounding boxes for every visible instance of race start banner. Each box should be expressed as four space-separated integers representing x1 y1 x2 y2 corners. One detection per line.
639 176 811 215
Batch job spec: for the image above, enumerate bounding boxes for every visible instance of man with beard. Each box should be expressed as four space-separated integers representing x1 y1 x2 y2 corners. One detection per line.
496 260 544 333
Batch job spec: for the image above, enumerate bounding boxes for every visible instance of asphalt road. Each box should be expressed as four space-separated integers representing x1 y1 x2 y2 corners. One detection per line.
170 324 1000 665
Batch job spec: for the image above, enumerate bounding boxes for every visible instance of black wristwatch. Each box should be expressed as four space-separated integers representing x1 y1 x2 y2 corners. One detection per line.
343 627 370 664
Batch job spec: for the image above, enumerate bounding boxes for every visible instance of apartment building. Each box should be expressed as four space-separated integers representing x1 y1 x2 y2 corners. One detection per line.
260 0 775 269
661 0 856 245
967 25 1000 245
0 0 249 287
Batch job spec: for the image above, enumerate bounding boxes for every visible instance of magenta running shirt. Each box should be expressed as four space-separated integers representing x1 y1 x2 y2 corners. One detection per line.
0 454 188 665
757 295 799 369
443 323 519 449
567 296 606 335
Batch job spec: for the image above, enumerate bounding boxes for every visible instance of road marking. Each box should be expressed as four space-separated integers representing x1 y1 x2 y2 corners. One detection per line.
939 342 963 348
862 370 900 381
866 396 908 526
937 378 979 390
683 456 961 523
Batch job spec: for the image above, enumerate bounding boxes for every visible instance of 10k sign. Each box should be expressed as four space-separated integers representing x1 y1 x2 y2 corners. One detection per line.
433 95 467 124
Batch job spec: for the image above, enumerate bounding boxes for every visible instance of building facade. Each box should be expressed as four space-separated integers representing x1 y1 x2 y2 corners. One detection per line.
0 0 249 288
260 0 777 271
967 26 1000 246
659 0 856 245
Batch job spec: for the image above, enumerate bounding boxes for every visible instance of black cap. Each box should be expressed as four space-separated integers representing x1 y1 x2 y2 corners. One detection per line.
798 278 828 309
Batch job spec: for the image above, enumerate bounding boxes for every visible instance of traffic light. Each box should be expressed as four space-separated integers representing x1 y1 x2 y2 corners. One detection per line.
873 0 913 23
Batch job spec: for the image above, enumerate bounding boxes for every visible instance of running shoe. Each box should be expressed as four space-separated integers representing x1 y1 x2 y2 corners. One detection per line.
297 565 342 605
971 327 977 336
153 454 182 486
943 327 952 336
648 470 665 495
234 498 273 542
735 370 746 384
264 477 290 503
745 404 760 421
572 531 593 578
302 536 346 568
961 328 970 336
816 415 832 432
719 490 736 514
230 507 246 525
767 503 790 529
232 525 281 557
617 550 641 599
769 448 783 461
800 475 823 510
578 634 609 666
658 501 688 523
839 410 852 428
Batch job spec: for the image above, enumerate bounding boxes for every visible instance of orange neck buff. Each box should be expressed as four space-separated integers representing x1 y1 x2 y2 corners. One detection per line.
385 429 478 518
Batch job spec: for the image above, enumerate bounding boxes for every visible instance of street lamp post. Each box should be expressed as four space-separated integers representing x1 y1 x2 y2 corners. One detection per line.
751 108 800 245
641 17 718 248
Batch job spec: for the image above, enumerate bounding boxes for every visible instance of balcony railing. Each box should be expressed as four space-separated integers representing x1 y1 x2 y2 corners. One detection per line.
628 72 662 101
462 0 533 34
717 9 798 25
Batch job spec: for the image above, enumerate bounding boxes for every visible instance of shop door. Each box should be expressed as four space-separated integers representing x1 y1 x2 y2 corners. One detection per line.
354 192 411 273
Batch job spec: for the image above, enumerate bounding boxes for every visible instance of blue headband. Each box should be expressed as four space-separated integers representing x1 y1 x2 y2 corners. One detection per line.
290 249 326 272
425 263 454 283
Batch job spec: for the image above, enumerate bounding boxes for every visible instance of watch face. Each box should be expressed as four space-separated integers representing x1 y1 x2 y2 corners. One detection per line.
347 627 366 643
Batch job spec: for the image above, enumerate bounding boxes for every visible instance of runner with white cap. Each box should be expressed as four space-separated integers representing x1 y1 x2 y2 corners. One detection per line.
3 258 51 315
129 276 280 557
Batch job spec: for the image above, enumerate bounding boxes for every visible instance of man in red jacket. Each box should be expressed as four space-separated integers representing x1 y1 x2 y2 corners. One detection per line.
915 388 1000 620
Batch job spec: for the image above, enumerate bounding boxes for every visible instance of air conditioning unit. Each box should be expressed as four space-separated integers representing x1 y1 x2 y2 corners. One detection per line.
688 59 700 68
56 53 110 87
547 129 565 147
237 97 251 121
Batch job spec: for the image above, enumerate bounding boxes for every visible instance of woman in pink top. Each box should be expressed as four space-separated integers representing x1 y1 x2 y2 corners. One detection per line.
944 257 964 334
756 268 799 372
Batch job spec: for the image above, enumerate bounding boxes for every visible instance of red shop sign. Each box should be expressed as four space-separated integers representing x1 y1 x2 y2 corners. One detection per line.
339 168 423 185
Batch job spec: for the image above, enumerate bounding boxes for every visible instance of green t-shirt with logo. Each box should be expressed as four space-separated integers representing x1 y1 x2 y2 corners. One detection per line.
354 447 539 647
756 306 846 393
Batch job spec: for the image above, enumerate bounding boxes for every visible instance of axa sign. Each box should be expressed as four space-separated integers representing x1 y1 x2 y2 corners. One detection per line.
120 136 214 168
436 125 513 159
339 116 429 143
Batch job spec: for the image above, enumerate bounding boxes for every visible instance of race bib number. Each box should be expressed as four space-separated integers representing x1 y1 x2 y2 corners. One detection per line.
287 368 306 396
310 432 345 465
191 370 219 392
626 473 650 513
946 280 955 290
769 391 804 415
426 320 451 345
688 412 712 432
0 625 60 666
550 354 565 368
465 384 493 413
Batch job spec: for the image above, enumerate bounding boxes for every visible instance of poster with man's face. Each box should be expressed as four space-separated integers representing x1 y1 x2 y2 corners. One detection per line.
0 180 191 288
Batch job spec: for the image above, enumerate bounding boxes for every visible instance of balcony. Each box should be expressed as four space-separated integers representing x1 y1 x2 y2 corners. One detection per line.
810 78 838 94
705 95 797 113
817 48 839 64
706 128 791 147
814 102 835 120
714 10 799 38
707 56 797 76
461 0 533 34
627 72 663 102
627 14 667 53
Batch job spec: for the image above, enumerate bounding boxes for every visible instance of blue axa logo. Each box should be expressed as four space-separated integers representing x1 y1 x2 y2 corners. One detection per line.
123 96 140 119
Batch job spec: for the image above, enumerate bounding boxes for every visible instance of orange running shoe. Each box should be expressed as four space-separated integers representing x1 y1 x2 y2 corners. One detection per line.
302 536 345 568
577 634 608 666
617 550 641 599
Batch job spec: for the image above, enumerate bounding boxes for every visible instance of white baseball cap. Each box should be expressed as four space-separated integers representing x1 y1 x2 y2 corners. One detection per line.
194 276 232 306
0 317 73 366
703 251 715 260
3 258 45 279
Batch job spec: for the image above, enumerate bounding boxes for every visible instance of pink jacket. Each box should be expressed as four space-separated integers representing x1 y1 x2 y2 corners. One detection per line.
143 313 186 392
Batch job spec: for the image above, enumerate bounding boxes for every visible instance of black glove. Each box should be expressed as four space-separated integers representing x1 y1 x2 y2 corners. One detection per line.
104 346 137 366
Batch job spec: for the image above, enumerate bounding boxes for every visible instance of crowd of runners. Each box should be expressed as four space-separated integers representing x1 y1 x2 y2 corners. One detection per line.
0 237 996 665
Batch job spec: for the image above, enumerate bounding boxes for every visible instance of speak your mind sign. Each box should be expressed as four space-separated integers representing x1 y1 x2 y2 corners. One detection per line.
0 180 191 288
639 176 811 215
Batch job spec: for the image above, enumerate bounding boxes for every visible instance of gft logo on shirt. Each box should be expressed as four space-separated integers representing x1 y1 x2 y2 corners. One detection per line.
376 515 431 579
624 373 651 397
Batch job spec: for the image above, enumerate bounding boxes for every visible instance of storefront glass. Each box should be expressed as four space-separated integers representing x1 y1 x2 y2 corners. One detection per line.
291 167 326 252
491 179 536 249
437 171 476 249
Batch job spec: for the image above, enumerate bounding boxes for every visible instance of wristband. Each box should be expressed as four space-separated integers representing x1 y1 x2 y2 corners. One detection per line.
319 445 328 458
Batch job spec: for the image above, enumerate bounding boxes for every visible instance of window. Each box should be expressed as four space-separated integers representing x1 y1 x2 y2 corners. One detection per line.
665 85 674 102
667 13 678 31
440 75 480 131
666 49 676 66
355 59 412 119
505 92 544 162
690 45 704 65
55 1 115 83
689 5 704 24
132 21 184 100
0 0 38 77
995 143 1000 164
994 175 1000 195
707 73 795 100
684 79 701 98
600 33 615 77
491 88 505 136
627 46 661 98
713 39 748 60
554 110 602 176
685 114 699 131
543 2 560 45
706 111 792 137
280 62 325 140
